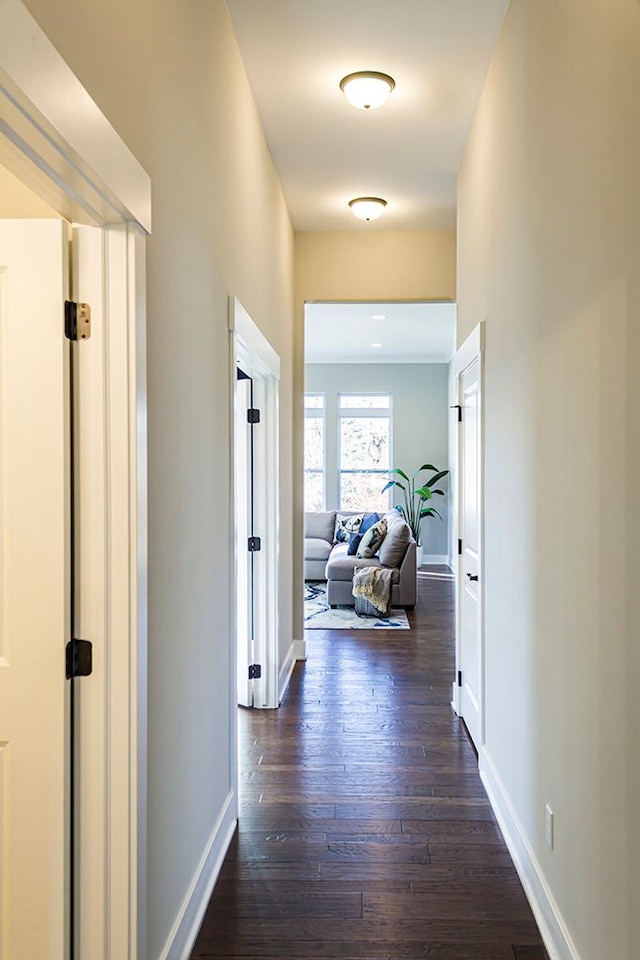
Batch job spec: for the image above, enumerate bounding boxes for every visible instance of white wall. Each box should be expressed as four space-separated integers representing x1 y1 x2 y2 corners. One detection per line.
305 362 450 557
21 2 295 957
458 1 639 957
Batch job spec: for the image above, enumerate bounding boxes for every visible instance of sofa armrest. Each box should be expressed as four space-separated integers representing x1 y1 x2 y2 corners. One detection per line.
397 539 417 607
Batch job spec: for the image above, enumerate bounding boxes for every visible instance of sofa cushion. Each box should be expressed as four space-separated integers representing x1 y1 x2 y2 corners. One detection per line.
379 518 411 567
334 513 365 543
305 511 336 543
305 538 333 562
326 544 400 584
356 518 388 558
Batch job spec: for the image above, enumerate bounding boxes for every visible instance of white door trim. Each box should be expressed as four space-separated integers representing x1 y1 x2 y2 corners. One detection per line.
229 298 280 717
0 5 150 958
450 323 484 744
0 0 151 231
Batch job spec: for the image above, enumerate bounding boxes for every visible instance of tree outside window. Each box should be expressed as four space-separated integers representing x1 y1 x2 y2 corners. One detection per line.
339 395 391 512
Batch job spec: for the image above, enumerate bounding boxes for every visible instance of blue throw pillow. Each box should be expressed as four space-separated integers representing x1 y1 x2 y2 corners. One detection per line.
360 512 380 536
347 532 362 555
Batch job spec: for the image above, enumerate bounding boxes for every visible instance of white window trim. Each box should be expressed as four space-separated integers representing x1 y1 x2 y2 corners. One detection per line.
304 393 326 511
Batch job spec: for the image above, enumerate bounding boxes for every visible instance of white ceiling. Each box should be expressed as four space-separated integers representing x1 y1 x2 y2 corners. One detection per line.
226 0 509 231
305 302 456 364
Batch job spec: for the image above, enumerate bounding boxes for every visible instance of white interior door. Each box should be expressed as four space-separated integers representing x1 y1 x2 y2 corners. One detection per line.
231 299 280 710
235 369 253 707
458 357 482 749
0 219 70 959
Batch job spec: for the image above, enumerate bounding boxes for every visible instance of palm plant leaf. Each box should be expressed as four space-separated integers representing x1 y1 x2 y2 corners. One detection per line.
420 507 443 520
381 479 405 494
425 470 449 488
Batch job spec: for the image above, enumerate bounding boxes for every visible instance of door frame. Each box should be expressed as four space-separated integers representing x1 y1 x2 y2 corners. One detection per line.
0 4 150 958
450 322 485 745
229 297 280 722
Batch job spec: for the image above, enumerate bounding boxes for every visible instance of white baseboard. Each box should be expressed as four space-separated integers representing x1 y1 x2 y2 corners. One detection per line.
420 554 450 565
294 638 306 660
278 641 298 703
158 790 237 960
479 748 580 960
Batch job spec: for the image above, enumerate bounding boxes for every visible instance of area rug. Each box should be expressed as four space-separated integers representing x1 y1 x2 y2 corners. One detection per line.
304 582 410 630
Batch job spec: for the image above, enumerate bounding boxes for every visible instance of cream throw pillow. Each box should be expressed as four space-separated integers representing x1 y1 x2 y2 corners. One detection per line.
356 518 388 558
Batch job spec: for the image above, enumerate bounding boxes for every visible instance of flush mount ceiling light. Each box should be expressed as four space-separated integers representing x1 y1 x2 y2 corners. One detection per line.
340 71 395 110
348 197 387 221
371 314 386 320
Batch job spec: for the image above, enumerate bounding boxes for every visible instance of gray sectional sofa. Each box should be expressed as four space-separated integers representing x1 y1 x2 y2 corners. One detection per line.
304 509 417 610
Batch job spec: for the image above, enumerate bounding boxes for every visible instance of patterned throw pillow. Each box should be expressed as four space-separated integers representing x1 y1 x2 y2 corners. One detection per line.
334 513 364 543
356 518 388 559
347 512 380 554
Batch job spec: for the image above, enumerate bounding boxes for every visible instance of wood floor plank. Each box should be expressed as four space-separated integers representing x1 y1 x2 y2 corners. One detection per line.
189 572 548 959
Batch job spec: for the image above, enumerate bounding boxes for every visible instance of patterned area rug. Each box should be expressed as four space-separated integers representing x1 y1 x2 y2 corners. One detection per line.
304 581 410 630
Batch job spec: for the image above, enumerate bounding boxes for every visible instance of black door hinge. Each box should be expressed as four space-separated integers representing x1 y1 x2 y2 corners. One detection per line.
248 536 262 552
458 538 463 555
64 300 91 341
66 638 93 679
457 670 462 687
247 408 261 424
248 664 262 680
450 404 462 422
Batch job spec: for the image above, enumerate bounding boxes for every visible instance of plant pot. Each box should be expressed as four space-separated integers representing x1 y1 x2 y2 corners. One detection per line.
416 545 424 568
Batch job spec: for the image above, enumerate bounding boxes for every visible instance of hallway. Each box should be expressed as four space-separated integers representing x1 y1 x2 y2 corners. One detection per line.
191 571 548 959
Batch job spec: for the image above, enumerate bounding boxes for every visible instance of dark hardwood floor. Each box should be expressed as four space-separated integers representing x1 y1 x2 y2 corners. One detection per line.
191 568 549 960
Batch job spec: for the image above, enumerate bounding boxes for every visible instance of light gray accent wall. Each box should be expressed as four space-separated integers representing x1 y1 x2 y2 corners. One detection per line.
305 363 450 557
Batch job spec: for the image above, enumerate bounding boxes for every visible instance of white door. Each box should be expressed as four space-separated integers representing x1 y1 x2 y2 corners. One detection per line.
0 219 70 959
458 357 482 749
235 368 254 707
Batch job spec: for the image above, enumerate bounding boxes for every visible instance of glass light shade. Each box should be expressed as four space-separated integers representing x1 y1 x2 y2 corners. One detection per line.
348 197 387 221
339 72 395 110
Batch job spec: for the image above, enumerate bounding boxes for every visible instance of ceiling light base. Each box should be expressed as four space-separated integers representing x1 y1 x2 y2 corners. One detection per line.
340 71 395 110
348 197 388 222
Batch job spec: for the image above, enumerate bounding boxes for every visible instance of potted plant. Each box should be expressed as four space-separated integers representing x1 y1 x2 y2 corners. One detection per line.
381 463 449 567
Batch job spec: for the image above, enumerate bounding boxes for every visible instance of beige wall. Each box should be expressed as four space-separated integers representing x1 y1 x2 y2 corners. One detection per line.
21 1 294 957
458 1 639 957
296 230 456 304
0 164 59 216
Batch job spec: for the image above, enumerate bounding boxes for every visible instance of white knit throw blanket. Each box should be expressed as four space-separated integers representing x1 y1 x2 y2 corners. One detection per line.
352 566 394 615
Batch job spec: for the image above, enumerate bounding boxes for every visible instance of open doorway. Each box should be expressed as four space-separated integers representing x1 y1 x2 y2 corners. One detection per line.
302 301 456 633
230 298 280 710
0 9 149 952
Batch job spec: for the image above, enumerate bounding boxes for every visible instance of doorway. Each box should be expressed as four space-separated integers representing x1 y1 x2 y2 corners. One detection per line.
451 323 484 751
0 8 150 955
231 298 280 711
235 365 257 707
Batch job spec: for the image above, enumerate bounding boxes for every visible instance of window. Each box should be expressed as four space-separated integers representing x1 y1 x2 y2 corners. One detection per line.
339 394 391 512
304 393 325 511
